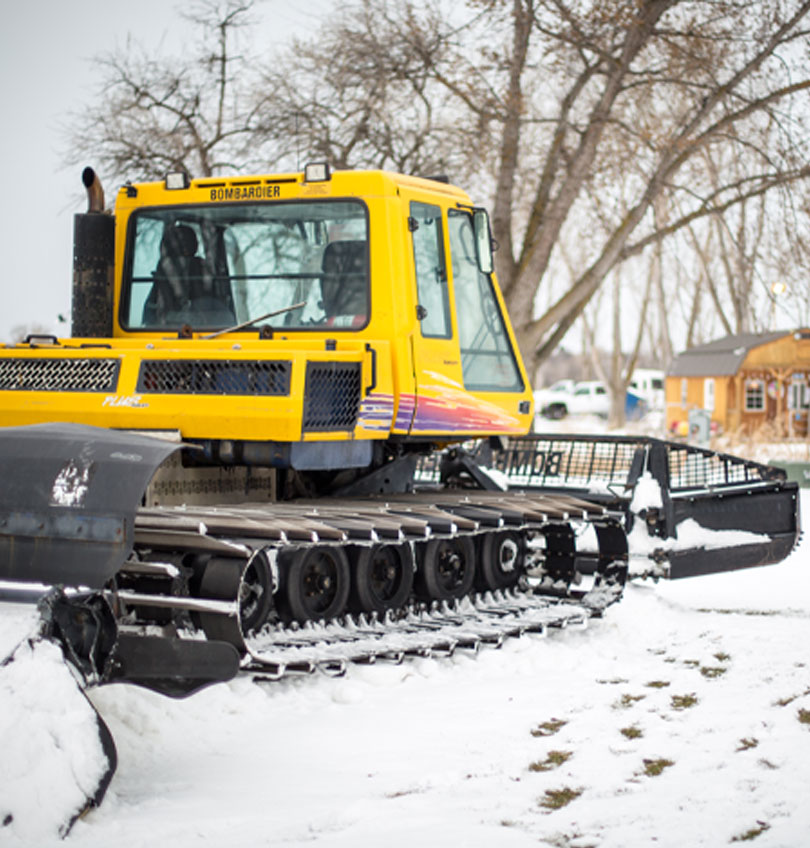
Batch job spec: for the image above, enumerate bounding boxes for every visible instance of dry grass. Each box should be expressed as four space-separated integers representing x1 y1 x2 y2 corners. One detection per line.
700 666 727 679
538 787 583 810
614 693 646 709
671 693 699 710
531 718 568 738
731 821 770 842
620 725 643 740
529 750 573 773
642 758 674 777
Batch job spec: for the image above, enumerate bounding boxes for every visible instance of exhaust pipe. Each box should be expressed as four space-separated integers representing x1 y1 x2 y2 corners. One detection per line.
73 167 114 337
82 166 105 212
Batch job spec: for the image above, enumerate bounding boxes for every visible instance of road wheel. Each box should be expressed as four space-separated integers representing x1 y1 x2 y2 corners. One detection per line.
280 546 350 623
195 554 274 643
478 530 524 591
237 553 275 634
351 544 414 616
418 537 475 601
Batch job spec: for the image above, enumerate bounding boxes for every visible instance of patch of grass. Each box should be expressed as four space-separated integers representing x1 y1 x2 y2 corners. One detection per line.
736 737 758 752
385 788 420 799
731 821 770 841
596 677 628 685
773 688 810 706
620 725 643 740
683 659 700 667
700 666 727 679
714 651 731 662
799 708 810 726
531 718 567 738
671 693 698 710
642 757 674 777
614 693 646 709
538 787 583 811
645 680 670 689
529 750 572 773
758 758 779 770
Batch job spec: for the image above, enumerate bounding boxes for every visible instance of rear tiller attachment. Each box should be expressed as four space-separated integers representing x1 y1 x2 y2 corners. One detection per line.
429 433 800 579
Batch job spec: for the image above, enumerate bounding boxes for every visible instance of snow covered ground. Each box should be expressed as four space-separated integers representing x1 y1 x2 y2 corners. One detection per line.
3 494 809 847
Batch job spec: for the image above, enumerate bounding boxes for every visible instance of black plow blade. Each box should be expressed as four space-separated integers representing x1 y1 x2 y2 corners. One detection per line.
0 422 180 588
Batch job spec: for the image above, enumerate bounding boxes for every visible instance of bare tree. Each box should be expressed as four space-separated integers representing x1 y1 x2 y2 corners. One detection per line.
64 1 263 184
66 0 810 362
252 0 492 178
260 0 810 368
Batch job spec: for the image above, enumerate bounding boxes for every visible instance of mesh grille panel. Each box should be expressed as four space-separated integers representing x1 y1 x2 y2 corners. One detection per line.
0 357 119 392
416 435 785 493
137 360 291 395
303 362 362 432
666 446 767 489
493 437 639 488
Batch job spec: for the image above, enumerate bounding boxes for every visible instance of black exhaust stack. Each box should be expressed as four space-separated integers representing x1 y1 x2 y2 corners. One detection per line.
72 167 115 337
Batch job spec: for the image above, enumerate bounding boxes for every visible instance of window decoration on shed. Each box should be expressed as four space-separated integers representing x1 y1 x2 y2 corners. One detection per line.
744 379 765 412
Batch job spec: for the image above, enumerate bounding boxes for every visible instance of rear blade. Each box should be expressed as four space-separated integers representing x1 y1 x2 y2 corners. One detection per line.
665 482 800 579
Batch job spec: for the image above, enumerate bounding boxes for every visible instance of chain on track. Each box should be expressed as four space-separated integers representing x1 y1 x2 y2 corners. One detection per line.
242 584 618 681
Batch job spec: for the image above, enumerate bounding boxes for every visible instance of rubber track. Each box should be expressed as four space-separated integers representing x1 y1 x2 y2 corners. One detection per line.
126 490 628 681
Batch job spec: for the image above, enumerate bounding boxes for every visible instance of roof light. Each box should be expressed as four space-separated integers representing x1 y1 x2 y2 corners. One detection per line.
165 172 190 190
304 162 331 183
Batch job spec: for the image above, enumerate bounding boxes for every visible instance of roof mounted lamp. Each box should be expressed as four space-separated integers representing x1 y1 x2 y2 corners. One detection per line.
304 162 331 183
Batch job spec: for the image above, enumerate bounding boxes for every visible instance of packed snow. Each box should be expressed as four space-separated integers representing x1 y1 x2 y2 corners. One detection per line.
2 495 808 847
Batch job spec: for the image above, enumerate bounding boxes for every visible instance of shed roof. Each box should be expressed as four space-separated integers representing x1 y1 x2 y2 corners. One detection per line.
668 330 791 377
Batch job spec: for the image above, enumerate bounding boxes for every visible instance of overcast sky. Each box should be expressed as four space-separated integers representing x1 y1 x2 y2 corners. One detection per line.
0 0 332 342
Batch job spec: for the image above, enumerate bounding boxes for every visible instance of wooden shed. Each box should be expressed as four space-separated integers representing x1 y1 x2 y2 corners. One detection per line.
666 329 810 437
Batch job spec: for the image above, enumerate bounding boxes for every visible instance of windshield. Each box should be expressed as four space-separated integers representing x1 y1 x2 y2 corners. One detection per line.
122 200 369 331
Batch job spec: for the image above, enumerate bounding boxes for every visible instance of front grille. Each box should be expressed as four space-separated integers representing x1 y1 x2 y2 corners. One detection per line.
137 360 292 395
302 362 362 432
0 357 120 392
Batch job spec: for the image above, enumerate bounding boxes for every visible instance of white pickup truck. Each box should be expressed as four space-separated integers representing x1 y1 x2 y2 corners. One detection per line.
534 379 647 420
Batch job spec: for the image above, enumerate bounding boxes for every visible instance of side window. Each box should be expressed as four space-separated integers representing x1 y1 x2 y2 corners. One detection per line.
126 216 164 326
411 202 451 338
447 209 523 392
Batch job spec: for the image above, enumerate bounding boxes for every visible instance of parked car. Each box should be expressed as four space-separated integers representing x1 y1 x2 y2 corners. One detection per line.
533 379 577 420
628 368 665 411
534 379 647 420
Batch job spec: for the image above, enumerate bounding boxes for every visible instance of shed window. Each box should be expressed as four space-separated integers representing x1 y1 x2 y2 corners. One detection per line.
744 379 765 412
680 378 687 407
789 380 810 411
703 377 715 412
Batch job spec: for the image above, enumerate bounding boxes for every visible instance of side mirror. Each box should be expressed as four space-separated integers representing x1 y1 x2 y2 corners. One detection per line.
473 209 494 275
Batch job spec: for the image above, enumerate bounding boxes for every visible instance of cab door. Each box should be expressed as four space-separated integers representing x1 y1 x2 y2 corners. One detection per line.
406 199 465 436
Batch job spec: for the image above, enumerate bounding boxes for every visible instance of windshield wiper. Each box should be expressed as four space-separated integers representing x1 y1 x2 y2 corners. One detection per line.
201 302 307 340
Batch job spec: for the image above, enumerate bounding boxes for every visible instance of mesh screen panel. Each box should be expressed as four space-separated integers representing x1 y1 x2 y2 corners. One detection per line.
302 362 362 432
0 357 119 392
137 360 291 395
